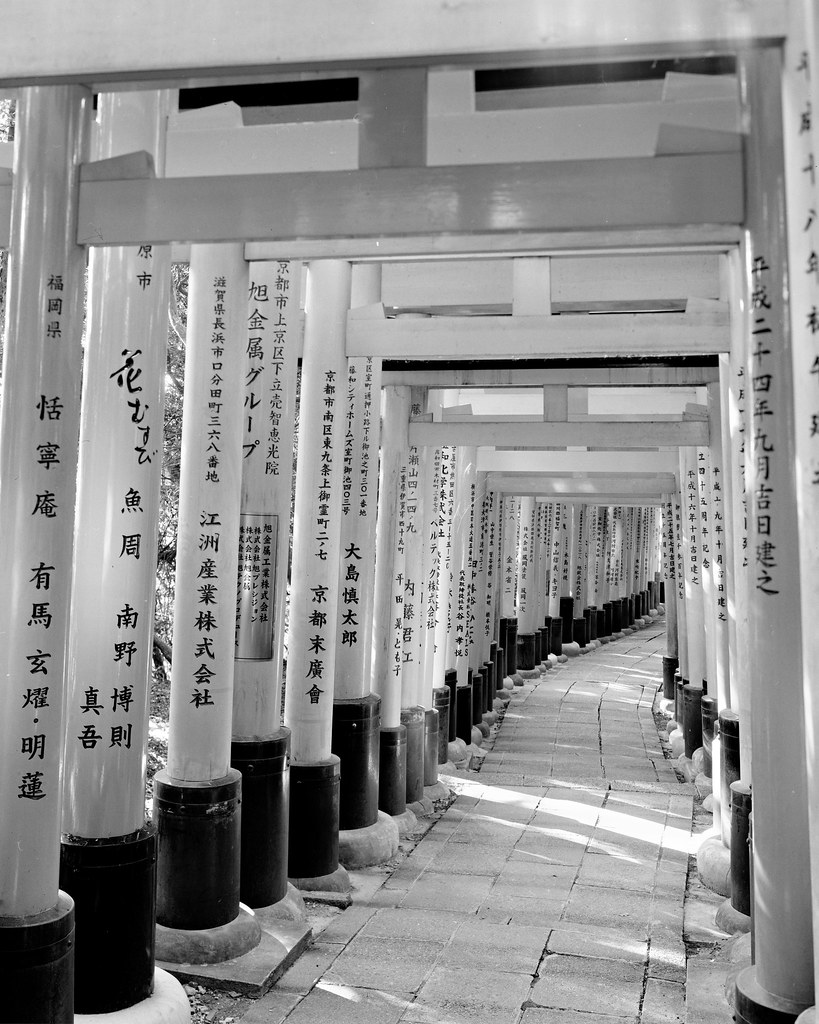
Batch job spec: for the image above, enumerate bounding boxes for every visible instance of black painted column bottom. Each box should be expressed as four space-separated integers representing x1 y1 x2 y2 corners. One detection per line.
378 726 407 817
402 706 425 804
231 730 291 907
444 668 458 743
455 683 473 744
0 892 74 1024
432 687 450 765
287 758 340 880
424 708 439 786
662 656 679 700
60 828 155 1014
154 768 242 930
517 632 537 670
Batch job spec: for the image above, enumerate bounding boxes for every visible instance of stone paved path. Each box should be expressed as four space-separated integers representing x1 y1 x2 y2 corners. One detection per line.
239 624 725 1024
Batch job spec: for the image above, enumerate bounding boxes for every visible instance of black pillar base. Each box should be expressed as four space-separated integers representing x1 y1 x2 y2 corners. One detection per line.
701 696 718 777
60 827 155 1014
682 683 703 758
154 768 241 930
539 626 550 661
587 606 597 641
483 661 495 709
735 966 812 1024
378 726 407 816
730 781 752 917
611 600 622 632
720 709 741 837
331 695 380 831
559 596 574 644
231 730 291 908
496 645 506 684
471 669 484 725
595 609 606 640
572 617 587 648
455 683 473 743
288 757 341 880
506 619 519 675
402 706 425 804
549 618 563 657
0 892 74 1024
583 607 593 641
662 656 679 700
444 668 458 742
603 601 612 636
424 708 439 785
432 686 450 764
518 632 537 670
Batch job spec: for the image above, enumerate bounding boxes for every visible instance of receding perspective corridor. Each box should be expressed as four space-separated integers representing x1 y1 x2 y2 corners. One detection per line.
235 621 723 1024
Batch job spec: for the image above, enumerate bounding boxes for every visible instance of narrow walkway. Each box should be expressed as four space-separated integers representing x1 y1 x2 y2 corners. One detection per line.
240 624 720 1024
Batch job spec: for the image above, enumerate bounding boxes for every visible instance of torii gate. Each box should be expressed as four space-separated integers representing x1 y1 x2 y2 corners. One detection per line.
3 5 819 1024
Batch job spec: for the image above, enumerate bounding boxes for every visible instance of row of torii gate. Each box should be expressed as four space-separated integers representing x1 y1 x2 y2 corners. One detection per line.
2 4 819 1024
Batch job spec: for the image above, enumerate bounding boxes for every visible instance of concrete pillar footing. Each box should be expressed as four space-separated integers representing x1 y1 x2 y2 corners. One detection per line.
407 796 435 818
477 721 491 738
716 897 751 936
155 906 261 966
446 739 469 766
482 710 498 726
290 864 351 895
518 668 541 679
512 673 526 686
694 771 712 801
391 808 419 837
424 780 451 804
697 835 731 897
75 969 191 1024
338 812 400 869
562 642 581 658
674 753 696 783
669 729 685 758
258 884 307 923
470 726 484 745
502 676 515 690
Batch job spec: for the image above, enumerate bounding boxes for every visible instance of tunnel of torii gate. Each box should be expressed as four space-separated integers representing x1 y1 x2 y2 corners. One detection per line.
1 3 819 1024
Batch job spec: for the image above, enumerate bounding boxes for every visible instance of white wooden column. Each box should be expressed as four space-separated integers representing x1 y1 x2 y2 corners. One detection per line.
680 447 706 687
233 260 300 737
0 86 88 930
733 47 814 1021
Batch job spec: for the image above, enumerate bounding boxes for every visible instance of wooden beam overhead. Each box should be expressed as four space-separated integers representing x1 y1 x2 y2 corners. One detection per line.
0 1 785 88
382 366 720 387
477 449 678 473
76 153 742 248
244 225 741 262
408 419 708 448
487 472 677 496
349 305 728 360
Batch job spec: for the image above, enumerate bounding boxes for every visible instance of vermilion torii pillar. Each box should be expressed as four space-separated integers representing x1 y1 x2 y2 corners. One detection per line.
284 260 351 888
734 47 814 1024
60 91 185 1017
0 85 89 1024
230 259 300 909
153 244 257 960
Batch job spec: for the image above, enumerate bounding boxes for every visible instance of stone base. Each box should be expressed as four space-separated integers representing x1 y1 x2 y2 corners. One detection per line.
391 807 420 837
157 908 312 998
76 969 191 1024
539 660 552 671
557 654 568 663
483 710 498 726
259 884 307 922
494 695 510 711
562 642 581 658
675 753 696 783
695 771 713 801
290 865 352 907
156 906 261 966
518 667 542 679
702 793 715 813
447 738 469 765
716 897 751 936
424 780 451 804
697 834 731 897
512 673 525 687
470 725 484 745
669 729 685 758
598 635 612 644
408 795 435 818
338 812 400 869
502 676 514 690
547 653 559 666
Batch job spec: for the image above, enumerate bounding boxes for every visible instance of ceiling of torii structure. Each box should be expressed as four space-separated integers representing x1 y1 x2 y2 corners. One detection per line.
0 0 783 506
